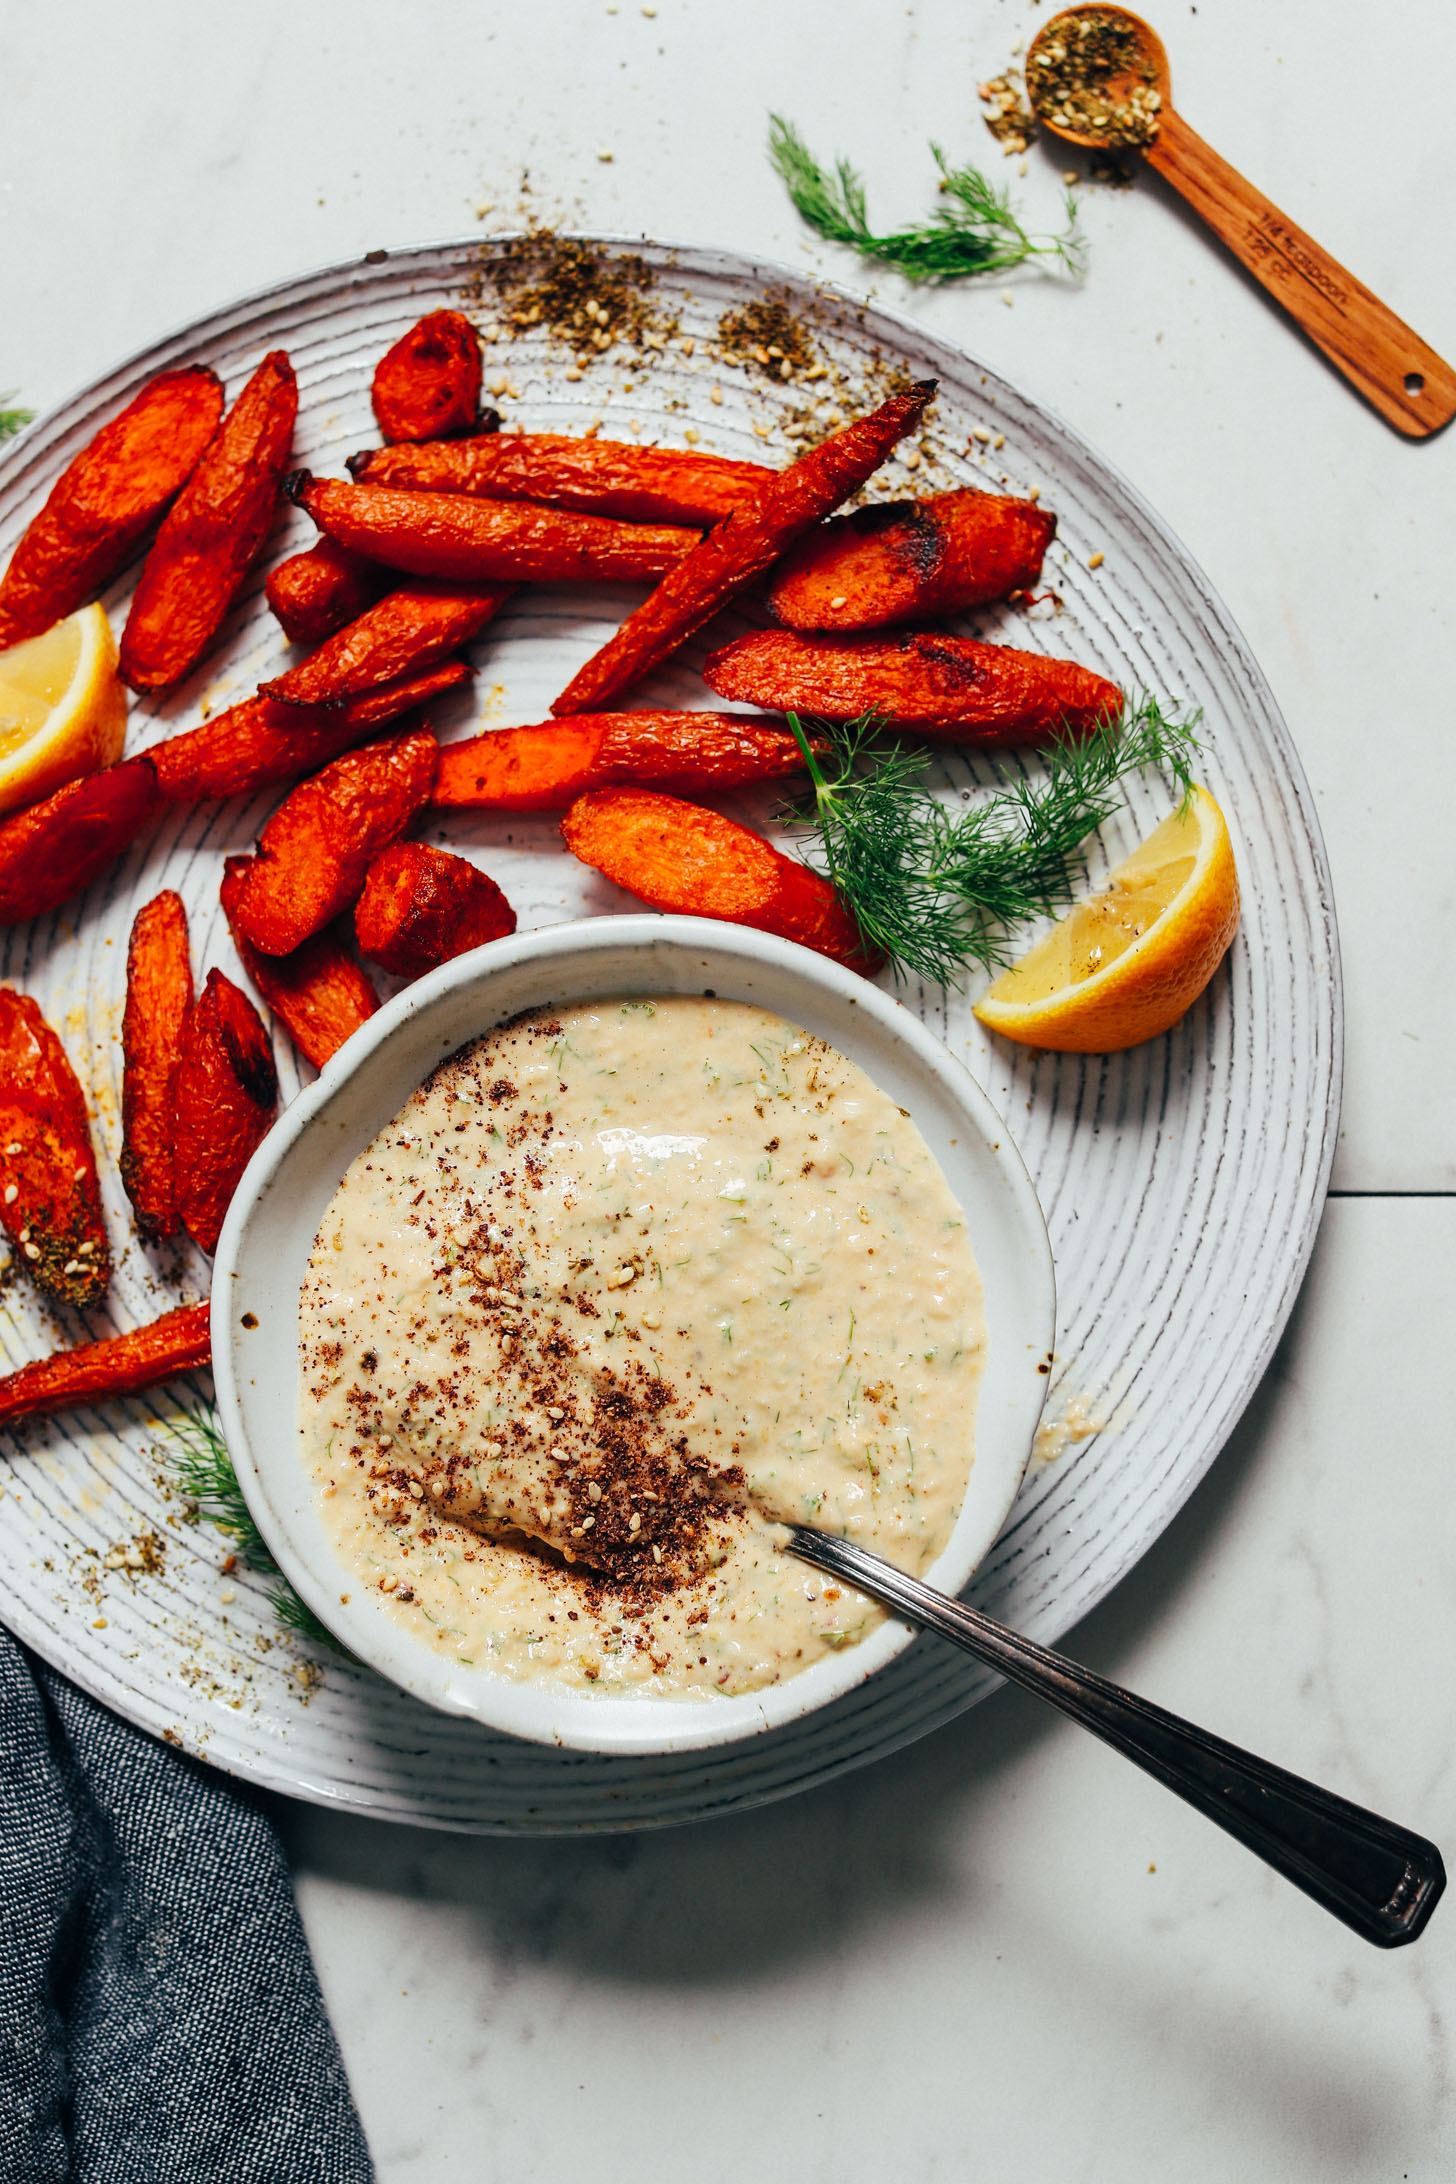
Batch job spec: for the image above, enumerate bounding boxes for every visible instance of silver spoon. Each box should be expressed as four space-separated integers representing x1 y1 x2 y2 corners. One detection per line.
786 1524 1444 1948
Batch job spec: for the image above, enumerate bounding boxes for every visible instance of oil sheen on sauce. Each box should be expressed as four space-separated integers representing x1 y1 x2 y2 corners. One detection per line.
298 997 986 1696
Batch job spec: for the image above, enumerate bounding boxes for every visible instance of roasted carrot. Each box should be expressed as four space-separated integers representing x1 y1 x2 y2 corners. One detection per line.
0 989 110 1309
0 1303 213 1423
767 489 1057 631
0 756 159 926
703 630 1122 745
120 891 193 1242
560 789 874 971
287 474 696 585
221 856 379 1069
259 580 514 708
551 383 936 717
0 367 224 650
372 312 486 443
231 728 439 957
349 434 777 526
151 662 469 803
265 539 390 645
354 843 516 978
431 710 810 813
173 970 278 1255
119 351 297 694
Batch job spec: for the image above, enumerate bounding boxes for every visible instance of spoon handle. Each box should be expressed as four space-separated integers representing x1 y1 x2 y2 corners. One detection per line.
786 1526 1445 1947
1143 107 1456 438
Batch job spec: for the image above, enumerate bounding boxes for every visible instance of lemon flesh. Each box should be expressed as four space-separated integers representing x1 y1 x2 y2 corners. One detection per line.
0 605 128 813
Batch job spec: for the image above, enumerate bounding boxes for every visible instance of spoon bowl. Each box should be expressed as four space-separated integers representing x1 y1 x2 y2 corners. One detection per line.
1025 4 1170 151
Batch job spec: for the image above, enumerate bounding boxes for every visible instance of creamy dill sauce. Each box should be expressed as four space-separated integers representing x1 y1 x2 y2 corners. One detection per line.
299 997 986 1696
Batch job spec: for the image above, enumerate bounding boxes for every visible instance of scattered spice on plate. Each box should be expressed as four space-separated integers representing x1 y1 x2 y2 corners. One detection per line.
471 228 677 366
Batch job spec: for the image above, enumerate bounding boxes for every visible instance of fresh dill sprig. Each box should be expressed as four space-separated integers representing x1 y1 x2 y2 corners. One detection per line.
0 395 34 443
768 117 1082 283
161 1402 341 1653
785 695 1200 987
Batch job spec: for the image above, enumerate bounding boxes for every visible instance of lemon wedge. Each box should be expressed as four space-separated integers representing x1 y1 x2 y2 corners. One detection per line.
0 604 128 816
974 784 1240 1052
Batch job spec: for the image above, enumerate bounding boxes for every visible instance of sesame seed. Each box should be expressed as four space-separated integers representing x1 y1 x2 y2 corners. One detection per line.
972 425 992 444
900 448 921 470
23 1243 39 1260
408 1480 424 1499
564 366 583 382
1087 551 1105 569
596 147 614 162
4 1143 20 1156
73 1168 86 1183
652 1545 663 1563
219 1585 236 1605
683 426 699 443
581 1514 596 1530
588 1482 603 1502
63 1260 80 1276
2 1186 15 1205
379 1573 399 1593
829 594 848 610
709 385 723 405
992 433 1006 450
487 373 509 396
17 1227 29 1241
628 1512 642 1533
78 1240 95 1255
1027 485 1041 501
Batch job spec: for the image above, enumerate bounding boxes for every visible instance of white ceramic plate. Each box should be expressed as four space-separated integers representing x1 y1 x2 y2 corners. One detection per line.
0 238 1340 1830
211 918 1056 1755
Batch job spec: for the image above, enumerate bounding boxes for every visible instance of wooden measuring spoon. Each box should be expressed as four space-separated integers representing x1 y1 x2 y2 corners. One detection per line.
1024 5 1456 438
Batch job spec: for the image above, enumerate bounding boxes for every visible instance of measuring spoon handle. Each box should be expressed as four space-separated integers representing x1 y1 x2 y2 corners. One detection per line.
1144 106 1456 438
786 1525 1446 1947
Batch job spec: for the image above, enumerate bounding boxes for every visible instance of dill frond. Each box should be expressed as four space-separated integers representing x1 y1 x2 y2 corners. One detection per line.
160 1401 345 1651
768 117 1082 283
0 396 34 443
786 693 1201 987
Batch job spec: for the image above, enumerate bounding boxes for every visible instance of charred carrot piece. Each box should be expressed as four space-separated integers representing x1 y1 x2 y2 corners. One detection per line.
372 312 487 443
354 843 516 978
0 1303 213 1424
173 970 278 1255
551 383 936 717
120 891 193 1241
0 756 160 926
221 856 379 1070
151 662 469 804
349 434 777 527
0 367 224 650
119 351 298 694
768 489 1057 632
265 540 390 646
259 580 514 708
287 474 696 586
0 989 110 1309
231 728 439 957
560 788 874 971
431 710 810 813
704 630 1122 745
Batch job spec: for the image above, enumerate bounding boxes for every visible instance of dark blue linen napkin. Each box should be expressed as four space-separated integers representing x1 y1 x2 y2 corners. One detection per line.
0 1626 373 2182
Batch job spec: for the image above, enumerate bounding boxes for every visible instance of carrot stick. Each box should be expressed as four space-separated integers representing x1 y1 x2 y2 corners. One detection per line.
431 710 810 813
372 312 487 443
0 989 110 1308
349 434 777 526
173 970 278 1255
121 891 193 1241
259 580 514 708
287 474 696 585
221 857 379 1069
0 756 159 926
767 489 1057 631
0 367 224 650
550 382 936 717
560 788 875 971
230 728 439 957
354 843 516 978
151 662 469 802
119 351 297 694
703 630 1122 745
265 540 389 646
0 1304 213 1423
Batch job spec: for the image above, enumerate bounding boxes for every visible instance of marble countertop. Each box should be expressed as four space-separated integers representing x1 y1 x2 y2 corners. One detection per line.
10 0 1456 2174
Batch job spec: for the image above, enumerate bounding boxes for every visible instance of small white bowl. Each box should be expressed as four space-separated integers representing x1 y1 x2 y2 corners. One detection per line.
211 916 1055 1756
